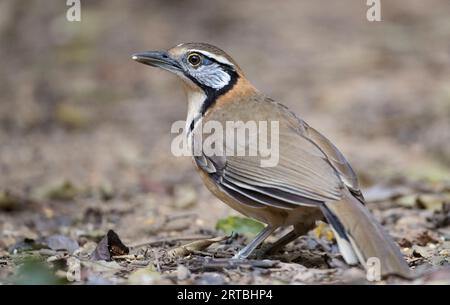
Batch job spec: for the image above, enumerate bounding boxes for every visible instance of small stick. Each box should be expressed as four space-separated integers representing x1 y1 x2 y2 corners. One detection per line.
130 235 214 249
190 250 214 257
112 254 144 260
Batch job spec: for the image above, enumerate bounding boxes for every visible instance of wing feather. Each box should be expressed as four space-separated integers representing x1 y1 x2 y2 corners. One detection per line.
195 96 361 209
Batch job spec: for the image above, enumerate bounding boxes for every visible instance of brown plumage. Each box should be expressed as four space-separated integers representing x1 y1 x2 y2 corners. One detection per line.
132 42 411 278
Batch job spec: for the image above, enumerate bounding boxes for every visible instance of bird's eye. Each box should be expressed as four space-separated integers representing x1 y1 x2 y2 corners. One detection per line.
187 53 202 67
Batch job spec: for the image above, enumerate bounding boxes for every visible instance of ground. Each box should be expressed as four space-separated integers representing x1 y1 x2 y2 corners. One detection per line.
1 175 450 284
1 0 450 284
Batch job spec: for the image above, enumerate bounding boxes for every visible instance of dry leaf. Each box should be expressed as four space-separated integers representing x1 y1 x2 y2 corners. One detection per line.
91 230 129 261
168 236 229 258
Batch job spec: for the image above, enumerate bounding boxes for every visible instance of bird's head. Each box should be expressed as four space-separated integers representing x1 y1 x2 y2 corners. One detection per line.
132 43 255 110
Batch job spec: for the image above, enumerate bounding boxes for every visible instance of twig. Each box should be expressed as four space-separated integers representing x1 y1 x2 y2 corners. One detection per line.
130 234 215 249
128 260 151 267
190 250 214 257
112 254 144 260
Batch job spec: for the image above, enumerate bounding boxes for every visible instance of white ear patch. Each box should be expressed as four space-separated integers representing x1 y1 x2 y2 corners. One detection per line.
191 63 231 90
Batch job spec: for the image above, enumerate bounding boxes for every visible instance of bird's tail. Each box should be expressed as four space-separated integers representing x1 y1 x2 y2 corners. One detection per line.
321 189 411 278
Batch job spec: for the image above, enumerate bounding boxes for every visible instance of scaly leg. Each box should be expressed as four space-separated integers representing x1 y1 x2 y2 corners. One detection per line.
233 226 276 259
264 223 315 255
264 229 300 255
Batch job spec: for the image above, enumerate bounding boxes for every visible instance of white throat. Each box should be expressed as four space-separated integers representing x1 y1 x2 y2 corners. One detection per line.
185 90 207 137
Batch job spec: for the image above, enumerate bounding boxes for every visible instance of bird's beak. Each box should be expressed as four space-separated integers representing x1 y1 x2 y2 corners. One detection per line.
131 51 182 72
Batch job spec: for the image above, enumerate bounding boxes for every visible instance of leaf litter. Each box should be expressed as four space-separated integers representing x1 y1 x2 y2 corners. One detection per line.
1 178 450 285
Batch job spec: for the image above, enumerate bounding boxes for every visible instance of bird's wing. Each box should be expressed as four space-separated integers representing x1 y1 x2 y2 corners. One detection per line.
195 97 361 210
301 122 363 201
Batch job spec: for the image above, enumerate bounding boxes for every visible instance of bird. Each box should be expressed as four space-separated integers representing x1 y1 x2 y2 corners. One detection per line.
132 42 411 278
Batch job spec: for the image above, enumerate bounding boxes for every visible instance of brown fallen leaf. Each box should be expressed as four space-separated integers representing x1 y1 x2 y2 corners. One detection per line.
398 238 413 248
91 230 129 261
167 236 229 258
414 230 439 246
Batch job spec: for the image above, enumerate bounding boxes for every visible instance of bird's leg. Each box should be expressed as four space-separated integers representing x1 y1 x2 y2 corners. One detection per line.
264 223 314 255
233 226 276 259
263 229 300 255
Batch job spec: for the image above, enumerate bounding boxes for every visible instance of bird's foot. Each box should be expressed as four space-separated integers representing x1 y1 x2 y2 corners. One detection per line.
232 250 248 260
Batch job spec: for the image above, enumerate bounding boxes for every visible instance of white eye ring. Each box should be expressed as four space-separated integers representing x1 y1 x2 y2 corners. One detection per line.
187 53 202 67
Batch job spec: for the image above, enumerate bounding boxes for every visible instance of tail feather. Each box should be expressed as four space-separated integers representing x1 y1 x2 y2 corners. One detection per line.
322 189 411 278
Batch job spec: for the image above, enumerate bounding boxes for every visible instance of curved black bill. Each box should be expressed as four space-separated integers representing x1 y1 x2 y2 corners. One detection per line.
131 51 182 72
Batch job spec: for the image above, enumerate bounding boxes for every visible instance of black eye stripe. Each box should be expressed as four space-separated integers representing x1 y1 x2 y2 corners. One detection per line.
187 52 234 69
182 51 238 113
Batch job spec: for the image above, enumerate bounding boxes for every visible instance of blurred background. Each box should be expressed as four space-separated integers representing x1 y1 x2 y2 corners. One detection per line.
0 0 450 283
